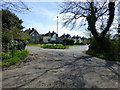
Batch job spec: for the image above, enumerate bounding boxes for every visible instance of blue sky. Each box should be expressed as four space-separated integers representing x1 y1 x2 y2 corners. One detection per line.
14 1 119 38
15 2 88 37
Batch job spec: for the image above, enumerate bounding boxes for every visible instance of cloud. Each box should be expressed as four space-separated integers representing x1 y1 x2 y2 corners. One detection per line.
45 24 88 37
33 7 57 19
23 20 88 37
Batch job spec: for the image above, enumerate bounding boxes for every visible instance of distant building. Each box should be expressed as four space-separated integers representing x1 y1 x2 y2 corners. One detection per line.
81 37 87 44
72 35 82 44
41 31 58 43
25 28 40 44
59 34 71 41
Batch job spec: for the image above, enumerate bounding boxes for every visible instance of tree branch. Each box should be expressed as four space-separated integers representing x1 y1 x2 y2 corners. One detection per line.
100 2 115 37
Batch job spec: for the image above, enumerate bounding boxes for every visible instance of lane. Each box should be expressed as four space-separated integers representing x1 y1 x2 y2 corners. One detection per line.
2 46 120 88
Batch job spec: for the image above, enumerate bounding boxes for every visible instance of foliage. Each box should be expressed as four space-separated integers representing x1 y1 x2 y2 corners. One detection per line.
27 44 40 46
14 50 29 59
2 9 24 30
2 50 29 66
2 57 20 66
68 44 85 47
74 43 86 45
86 37 120 62
0 1 30 12
60 2 116 55
49 40 60 44
2 9 30 52
2 52 11 60
40 44 69 49
60 2 116 38
62 38 74 45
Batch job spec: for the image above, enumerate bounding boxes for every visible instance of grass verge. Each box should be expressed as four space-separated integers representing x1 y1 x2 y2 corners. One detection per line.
86 51 120 62
1 50 29 66
68 44 86 47
27 44 40 46
40 44 69 49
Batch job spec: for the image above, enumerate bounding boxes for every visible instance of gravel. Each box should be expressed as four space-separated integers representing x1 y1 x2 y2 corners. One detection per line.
2 46 120 88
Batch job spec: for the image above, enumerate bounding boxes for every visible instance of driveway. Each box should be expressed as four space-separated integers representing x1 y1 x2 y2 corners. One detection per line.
2 46 120 88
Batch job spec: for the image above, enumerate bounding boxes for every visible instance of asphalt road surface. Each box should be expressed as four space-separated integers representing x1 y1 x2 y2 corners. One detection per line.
2 46 120 88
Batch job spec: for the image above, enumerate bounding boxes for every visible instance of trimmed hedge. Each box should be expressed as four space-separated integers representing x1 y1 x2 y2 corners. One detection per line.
40 44 69 49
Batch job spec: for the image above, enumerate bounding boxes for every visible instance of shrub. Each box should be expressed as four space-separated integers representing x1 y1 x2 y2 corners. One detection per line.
3 56 20 65
40 44 69 49
87 37 120 62
15 50 29 59
2 50 29 66
2 52 11 60
74 43 86 45
62 39 74 45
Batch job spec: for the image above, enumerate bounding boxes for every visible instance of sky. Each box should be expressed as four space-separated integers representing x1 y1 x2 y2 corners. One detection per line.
15 2 89 37
13 1 119 38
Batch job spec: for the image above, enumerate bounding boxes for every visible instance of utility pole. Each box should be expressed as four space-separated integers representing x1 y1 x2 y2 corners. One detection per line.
118 1 120 35
56 16 58 43
57 16 58 36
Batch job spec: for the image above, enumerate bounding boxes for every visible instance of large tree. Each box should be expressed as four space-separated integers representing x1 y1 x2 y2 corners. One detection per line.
60 1 116 53
2 9 30 51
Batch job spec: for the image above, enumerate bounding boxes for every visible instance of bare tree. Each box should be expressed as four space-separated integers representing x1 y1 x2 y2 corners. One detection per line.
60 0 117 53
60 1 116 39
0 0 30 12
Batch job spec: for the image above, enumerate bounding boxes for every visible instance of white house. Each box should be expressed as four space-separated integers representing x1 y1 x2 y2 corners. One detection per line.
72 36 82 44
41 31 58 43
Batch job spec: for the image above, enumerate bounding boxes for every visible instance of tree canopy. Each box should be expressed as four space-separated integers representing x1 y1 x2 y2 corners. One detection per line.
0 0 30 12
2 9 30 44
60 1 118 53
2 9 24 30
60 1 116 40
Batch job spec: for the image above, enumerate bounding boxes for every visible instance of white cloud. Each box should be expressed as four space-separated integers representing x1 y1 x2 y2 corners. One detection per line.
23 20 88 37
45 24 88 37
5 0 111 2
33 7 57 19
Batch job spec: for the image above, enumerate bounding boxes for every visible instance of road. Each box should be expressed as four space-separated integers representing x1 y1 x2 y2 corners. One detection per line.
2 46 120 88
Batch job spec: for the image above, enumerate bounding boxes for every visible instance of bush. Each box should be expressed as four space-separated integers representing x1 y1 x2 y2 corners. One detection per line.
2 50 29 66
74 43 86 45
3 56 20 65
40 44 69 49
15 50 29 59
87 37 120 62
2 52 11 60
62 39 74 45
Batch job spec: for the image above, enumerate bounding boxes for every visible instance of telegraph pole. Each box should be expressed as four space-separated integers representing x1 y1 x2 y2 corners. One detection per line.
57 16 58 36
56 16 59 43
118 1 120 34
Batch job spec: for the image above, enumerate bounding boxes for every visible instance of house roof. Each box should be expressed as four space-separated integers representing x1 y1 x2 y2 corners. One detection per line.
60 34 71 38
72 36 81 39
43 31 58 37
25 28 40 36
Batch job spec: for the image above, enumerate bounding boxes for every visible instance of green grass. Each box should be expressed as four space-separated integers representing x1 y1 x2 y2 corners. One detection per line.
40 44 69 49
1 50 29 66
68 44 86 47
86 51 120 62
27 44 40 46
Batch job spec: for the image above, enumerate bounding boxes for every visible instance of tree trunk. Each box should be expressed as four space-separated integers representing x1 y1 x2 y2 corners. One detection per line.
100 2 115 37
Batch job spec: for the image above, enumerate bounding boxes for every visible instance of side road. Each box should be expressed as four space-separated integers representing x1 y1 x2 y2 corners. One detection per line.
2 46 120 88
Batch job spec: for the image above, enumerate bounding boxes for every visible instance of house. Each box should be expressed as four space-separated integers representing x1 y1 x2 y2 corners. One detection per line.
72 35 82 44
25 28 40 44
59 34 71 41
41 31 58 43
72 36 88 44
81 37 87 44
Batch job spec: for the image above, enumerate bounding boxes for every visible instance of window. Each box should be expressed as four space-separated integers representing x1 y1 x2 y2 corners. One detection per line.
32 34 35 36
